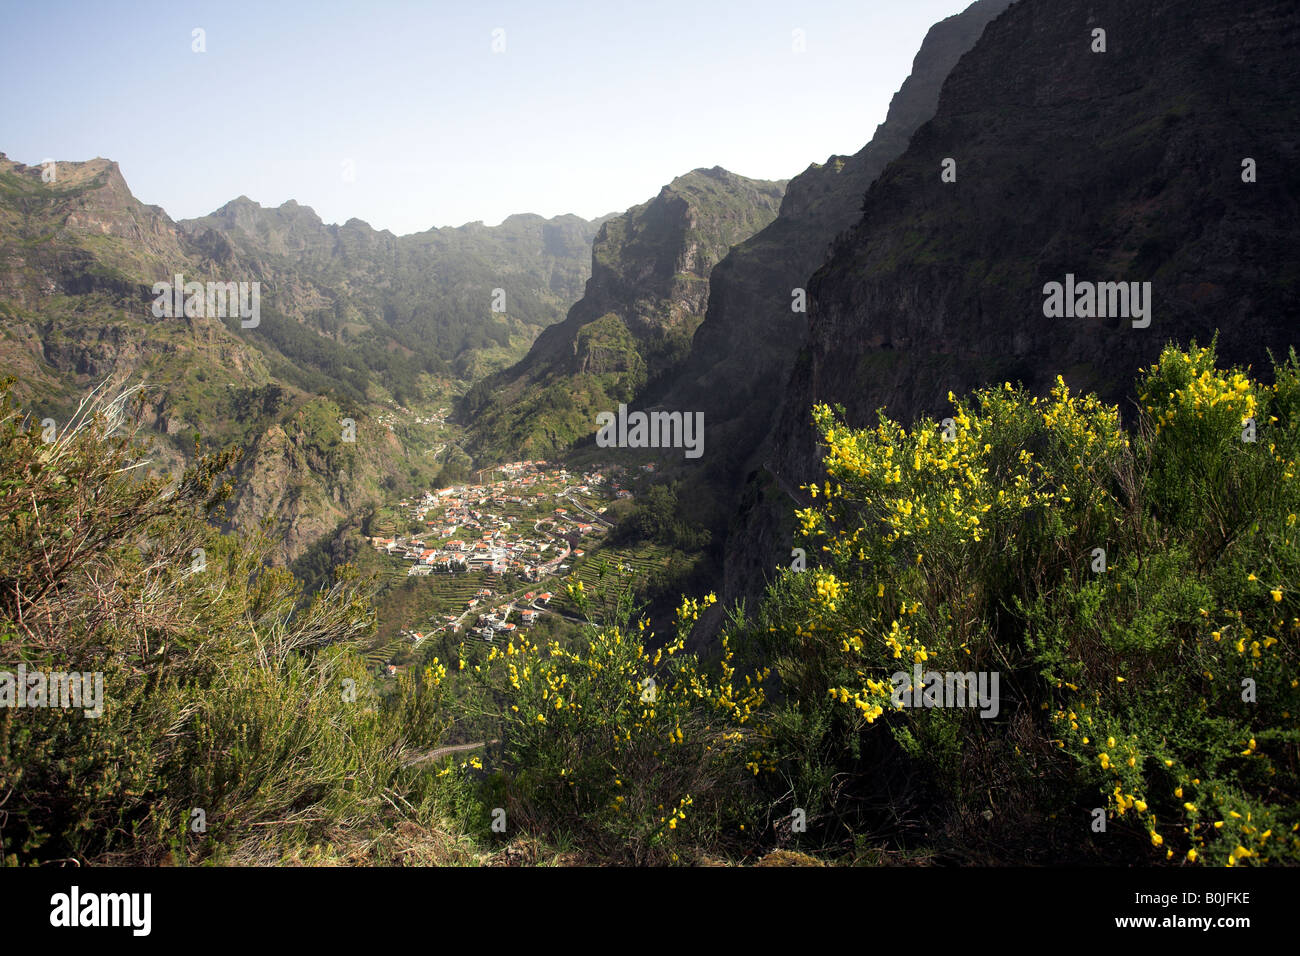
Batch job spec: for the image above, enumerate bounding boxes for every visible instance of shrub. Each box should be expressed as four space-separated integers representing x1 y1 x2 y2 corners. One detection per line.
0 379 456 865
461 572 767 863
746 343 1299 864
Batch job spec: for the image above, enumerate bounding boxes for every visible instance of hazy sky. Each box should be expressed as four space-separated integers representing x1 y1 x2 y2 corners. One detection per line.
1 0 977 235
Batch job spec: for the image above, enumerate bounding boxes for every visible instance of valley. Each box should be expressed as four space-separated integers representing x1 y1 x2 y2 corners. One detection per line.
2 0 1298 877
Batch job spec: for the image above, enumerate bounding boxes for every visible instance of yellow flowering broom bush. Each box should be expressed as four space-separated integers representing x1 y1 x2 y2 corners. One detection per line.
1035 342 1300 865
463 574 767 863
748 342 1298 864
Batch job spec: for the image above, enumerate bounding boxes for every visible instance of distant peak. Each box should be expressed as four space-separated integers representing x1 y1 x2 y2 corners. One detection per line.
676 165 734 183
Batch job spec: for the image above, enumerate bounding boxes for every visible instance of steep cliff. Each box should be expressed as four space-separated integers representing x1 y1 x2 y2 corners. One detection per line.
460 167 787 460
728 0 1300 614
648 0 1016 485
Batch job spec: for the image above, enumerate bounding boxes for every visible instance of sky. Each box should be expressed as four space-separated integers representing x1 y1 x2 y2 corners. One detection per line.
0 0 977 235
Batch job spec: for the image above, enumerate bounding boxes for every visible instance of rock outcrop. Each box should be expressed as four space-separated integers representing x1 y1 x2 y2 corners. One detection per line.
724 0 1300 617
460 167 787 460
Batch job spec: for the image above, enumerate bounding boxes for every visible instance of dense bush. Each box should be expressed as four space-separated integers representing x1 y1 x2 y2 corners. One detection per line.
612 482 712 551
460 575 766 863
746 342 1299 864
0 380 456 865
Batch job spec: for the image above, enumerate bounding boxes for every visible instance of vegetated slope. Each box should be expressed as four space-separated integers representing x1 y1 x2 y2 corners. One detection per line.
726 0 1300 617
459 167 786 462
0 154 290 472
0 379 468 866
0 154 598 563
180 199 607 385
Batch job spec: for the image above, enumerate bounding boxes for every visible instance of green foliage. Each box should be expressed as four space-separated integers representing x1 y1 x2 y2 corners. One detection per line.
0 379 458 865
745 343 1300 864
459 574 766 863
612 481 712 551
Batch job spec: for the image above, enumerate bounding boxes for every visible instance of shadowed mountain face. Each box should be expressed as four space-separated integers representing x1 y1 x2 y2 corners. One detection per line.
459 167 787 461
722 0 1300 617
647 0 1016 486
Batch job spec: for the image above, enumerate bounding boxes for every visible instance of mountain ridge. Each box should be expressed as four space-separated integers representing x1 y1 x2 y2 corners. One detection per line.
459 166 789 461
721 0 1300 619
0 152 608 563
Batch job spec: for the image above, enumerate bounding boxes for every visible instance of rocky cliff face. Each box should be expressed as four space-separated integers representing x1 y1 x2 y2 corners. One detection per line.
0 154 273 421
647 0 1015 491
460 167 786 460
221 400 407 563
725 0 1300 616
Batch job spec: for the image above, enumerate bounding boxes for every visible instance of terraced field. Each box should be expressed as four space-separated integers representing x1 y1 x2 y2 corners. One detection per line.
551 542 673 614
369 504 405 538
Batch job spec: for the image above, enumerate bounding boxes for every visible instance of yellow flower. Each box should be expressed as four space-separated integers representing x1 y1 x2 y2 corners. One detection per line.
1272 590 1283 602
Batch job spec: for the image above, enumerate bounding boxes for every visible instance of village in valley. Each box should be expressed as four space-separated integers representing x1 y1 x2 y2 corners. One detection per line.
361 458 667 674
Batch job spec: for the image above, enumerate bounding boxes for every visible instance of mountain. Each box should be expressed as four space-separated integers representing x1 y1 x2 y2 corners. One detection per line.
179 200 608 387
646 0 1016 485
0 155 264 437
0 154 605 563
725 0 1300 615
459 167 787 460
